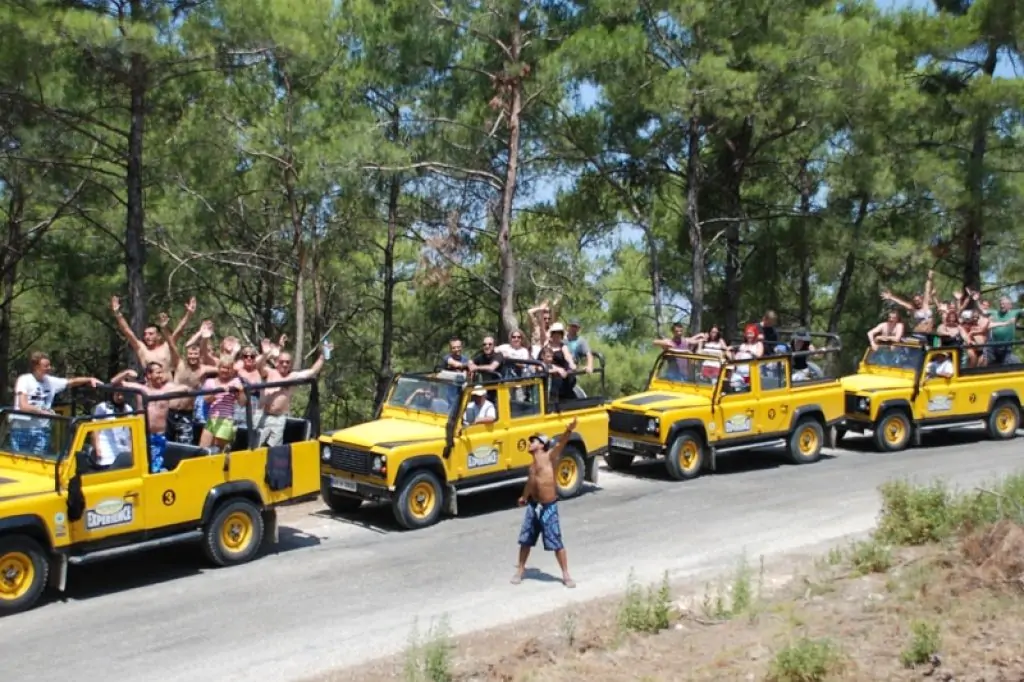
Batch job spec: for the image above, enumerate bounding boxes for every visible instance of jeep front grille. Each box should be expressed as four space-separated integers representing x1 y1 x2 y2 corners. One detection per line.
609 410 649 436
329 444 372 475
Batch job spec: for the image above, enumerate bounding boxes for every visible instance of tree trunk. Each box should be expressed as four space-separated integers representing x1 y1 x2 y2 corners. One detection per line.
496 16 523 343
828 196 869 334
125 8 148 343
721 117 753 336
797 161 813 326
644 224 664 337
685 118 705 333
961 41 997 291
375 118 402 409
0 188 23 404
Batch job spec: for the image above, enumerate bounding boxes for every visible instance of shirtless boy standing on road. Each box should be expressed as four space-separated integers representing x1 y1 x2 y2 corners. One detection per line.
512 417 578 588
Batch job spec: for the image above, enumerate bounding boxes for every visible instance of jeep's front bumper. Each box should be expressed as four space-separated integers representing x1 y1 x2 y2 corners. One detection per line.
320 472 392 502
608 433 665 458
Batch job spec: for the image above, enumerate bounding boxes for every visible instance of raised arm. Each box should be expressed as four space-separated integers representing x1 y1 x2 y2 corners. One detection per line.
158 313 182 370
922 271 935 309
298 342 331 378
881 290 913 312
169 297 197 345
199 320 218 365
110 295 144 358
547 417 578 466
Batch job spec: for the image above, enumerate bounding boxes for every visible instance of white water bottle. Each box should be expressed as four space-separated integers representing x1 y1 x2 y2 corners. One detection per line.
322 337 332 360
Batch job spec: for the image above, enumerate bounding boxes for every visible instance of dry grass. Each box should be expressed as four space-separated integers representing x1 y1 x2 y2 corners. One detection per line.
311 475 1024 682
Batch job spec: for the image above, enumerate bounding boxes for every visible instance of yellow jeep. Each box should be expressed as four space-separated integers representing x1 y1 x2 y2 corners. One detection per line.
838 339 1024 451
319 358 610 530
605 333 844 480
0 378 321 615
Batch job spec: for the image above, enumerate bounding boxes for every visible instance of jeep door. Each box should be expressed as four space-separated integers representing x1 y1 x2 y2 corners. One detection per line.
67 417 147 544
712 364 758 443
453 386 511 480
918 350 969 419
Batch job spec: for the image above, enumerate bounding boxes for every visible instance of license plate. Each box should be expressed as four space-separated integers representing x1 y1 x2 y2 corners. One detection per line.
331 476 357 492
611 437 634 450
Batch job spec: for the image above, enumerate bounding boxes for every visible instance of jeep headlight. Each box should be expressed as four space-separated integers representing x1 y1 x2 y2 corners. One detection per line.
646 417 660 435
321 445 331 461
372 455 384 470
857 397 870 412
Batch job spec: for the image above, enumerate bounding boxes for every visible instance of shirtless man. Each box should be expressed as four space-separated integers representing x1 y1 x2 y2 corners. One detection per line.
164 319 219 444
867 310 906 351
113 362 191 474
254 340 330 447
512 417 578 589
111 295 196 374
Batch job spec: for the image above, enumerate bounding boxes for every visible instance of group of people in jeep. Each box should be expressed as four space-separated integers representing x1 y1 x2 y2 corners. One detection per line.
869 271 1023 368
7 297 330 471
438 299 596 402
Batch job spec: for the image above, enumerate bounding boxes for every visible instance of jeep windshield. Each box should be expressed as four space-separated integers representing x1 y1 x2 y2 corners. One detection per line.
650 352 720 391
862 345 923 373
386 375 456 416
0 409 72 462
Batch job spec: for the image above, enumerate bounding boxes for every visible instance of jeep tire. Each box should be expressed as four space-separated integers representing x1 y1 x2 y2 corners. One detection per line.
664 432 704 481
204 498 265 567
0 535 48 615
393 470 444 530
873 410 911 452
320 478 362 514
555 446 586 499
987 399 1021 441
788 418 825 465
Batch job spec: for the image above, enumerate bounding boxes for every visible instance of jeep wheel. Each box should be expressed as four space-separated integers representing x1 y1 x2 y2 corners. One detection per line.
204 498 265 567
987 400 1020 441
0 535 48 615
555 446 586 499
604 451 634 471
665 432 704 481
788 418 825 465
873 410 911 452
393 470 444 530
320 478 362 514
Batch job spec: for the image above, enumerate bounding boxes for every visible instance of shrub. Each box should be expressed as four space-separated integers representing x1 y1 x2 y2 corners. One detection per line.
766 638 844 682
900 620 941 668
404 615 454 682
618 570 672 634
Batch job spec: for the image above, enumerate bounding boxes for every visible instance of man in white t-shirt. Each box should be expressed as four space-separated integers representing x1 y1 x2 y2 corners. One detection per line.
463 385 496 425
91 380 136 469
9 351 98 456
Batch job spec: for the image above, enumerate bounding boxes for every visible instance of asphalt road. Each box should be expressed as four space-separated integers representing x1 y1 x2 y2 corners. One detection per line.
5 429 1023 682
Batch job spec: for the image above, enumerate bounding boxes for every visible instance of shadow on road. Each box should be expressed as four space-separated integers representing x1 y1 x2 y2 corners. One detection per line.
317 483 604 534
38 523 320 609
604 449 837 482
837 428 992 453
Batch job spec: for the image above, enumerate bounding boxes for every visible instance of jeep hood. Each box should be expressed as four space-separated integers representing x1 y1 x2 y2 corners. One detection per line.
841 374 914 393
326 418 444 449
0 470 53 502
612 391 710 412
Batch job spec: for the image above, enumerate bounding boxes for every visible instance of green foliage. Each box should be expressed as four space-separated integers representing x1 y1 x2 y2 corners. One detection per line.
899 620 941 668
701 553 764 620
848 539 894 575
766 638 845 682
874 474 1024 546
403 615 454 682
618 570 673 634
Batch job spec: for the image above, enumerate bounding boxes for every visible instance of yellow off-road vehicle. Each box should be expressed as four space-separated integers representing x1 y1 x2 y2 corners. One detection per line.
838 338 1024 451
605 332 844 480
319 358 610 530
0 378 321 615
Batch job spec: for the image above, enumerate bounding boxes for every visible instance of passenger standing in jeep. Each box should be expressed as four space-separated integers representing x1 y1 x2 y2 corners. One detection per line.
512 417 578 589
113 363 192 473
255 342 331 447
